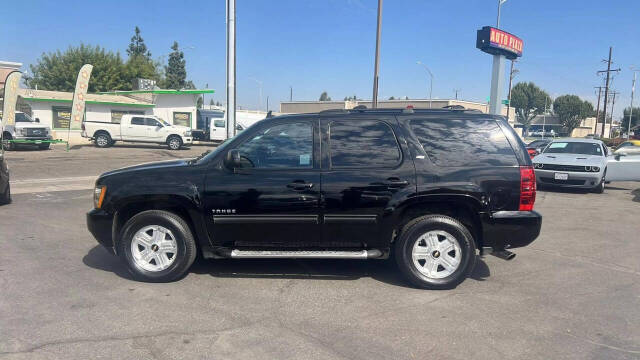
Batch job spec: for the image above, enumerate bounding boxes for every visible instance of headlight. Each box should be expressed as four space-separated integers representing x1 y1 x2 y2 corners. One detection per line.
585 166 592 172
592 166 600 172
17 128 26 135
184 130 192 136
93 185 107 209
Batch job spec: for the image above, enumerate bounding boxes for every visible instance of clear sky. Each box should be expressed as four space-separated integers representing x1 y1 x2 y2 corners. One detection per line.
1 0 639 119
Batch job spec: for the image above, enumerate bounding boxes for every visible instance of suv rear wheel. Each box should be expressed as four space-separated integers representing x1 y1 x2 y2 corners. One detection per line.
119 210 197 282
395 215 476 289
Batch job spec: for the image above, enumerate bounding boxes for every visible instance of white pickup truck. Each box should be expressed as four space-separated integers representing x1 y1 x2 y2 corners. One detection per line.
1 111 53 150
82 115 193 150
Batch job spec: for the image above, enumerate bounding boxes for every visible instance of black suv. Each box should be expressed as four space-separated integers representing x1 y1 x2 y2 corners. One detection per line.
87 108 541 289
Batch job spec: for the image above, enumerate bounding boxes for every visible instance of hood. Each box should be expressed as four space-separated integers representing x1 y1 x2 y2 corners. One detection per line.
532 153 605 166
168 125 191 131
99 159 192 178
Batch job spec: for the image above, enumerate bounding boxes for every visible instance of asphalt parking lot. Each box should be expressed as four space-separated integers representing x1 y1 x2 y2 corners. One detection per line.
1 143 639 359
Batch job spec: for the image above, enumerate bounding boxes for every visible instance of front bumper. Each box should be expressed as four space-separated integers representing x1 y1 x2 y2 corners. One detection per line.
481 211 542 250
12 136 53 142
87 209 116 254
183 137 193 144
535 169 601 188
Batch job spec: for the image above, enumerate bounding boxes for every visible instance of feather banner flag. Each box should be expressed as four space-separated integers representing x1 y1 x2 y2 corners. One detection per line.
69 64 93 130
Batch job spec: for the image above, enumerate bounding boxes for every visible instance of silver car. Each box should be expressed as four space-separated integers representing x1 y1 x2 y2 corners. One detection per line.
532 138 640 193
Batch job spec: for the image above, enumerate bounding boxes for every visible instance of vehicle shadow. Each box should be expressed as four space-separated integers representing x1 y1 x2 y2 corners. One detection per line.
83 245 491 288
632 188 640 203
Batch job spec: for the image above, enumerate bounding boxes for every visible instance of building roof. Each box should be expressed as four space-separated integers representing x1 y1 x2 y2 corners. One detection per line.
97 89 214 95
18 89 155 108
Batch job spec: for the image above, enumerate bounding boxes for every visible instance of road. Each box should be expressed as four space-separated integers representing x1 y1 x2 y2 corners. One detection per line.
1 143 639 359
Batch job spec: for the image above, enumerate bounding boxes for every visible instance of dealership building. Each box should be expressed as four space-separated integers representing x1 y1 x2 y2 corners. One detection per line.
17 88 213 142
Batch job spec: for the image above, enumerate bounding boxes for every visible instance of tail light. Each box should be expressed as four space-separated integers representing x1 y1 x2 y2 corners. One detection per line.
519 166 536 211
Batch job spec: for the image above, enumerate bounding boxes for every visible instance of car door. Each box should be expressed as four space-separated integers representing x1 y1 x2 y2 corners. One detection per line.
145 117 165 141
203 118 321 248
210 118 227 141
126 116 148 141
607 150 640 181
319 116 415 248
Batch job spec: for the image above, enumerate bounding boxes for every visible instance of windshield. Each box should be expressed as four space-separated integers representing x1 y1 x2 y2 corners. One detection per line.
543 141 603 156
15 113 35 123
155 117 170 126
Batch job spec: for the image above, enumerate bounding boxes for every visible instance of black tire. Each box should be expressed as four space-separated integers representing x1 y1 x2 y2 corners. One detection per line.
119 210 197 282
38 143 50 150
94 132 112 148
593 171 606 194
2 133 15 151
167 135 182 150
0 183 11 205
395 215 476 290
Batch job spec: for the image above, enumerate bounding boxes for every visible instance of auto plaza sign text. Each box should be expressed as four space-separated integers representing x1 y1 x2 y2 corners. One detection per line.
476 26 523 60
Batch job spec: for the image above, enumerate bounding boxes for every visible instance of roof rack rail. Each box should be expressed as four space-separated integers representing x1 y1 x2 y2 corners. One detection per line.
319 109 350 115
442 105 466 110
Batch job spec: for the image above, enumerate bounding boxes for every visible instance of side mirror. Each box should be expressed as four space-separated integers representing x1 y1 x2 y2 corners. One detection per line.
225 149 241 168
35 118 40 123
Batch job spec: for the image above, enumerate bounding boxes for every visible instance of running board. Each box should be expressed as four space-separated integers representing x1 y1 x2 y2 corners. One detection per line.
229 249 383 259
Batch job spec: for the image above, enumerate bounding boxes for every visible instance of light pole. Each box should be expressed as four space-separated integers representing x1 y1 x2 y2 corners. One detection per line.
416 61 434 108
496 0 507 28
248 77 263 110
489 0 508 115
371 0 383 108
226 0 236 139
629 67 639 138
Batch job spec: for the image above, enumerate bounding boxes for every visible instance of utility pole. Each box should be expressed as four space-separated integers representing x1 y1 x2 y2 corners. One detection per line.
597 47 620 137
289 86 293 102
454 89 460 100
371 0 382 108
506 59 518 120
266 96 269 112
226 0 236 139
609 91 620 137
594 86 604 134
628 68 639 138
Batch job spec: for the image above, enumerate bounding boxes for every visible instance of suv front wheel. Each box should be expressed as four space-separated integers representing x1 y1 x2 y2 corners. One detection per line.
395 215 476 289
119 210 197 282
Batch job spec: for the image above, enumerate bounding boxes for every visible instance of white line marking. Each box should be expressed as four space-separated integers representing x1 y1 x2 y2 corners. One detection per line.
11 176 98 194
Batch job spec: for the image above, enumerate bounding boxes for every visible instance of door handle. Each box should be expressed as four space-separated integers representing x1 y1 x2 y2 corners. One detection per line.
287 181 314 190
383 178 409 187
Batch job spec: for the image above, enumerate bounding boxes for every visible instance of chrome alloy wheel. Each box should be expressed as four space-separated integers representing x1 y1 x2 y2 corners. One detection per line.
412 230 462 279
96 135 109 147
131 225 178 272
168 138 181 150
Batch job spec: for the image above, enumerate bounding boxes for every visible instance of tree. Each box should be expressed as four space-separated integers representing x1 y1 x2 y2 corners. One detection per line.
553 95 593 136
620 107 640 135
389 96 395 100
209 98 215 106
127 26 151 59
319 91 331 101
164 41 187 89
27 44 129 92
197 96 203 109
510 82 551 136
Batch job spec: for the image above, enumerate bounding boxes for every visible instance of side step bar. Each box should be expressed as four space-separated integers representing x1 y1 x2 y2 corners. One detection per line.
481 247 516 261
229 249 383 259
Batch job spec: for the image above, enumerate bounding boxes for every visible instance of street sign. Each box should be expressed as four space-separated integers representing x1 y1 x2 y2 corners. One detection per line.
502 99 510 105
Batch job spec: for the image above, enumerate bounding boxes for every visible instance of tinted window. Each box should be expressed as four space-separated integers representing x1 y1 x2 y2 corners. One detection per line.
214 119 225 128
235 122 313 169
145 118 161 126
410 118 518 167
329 120 401 168
131 117 145 125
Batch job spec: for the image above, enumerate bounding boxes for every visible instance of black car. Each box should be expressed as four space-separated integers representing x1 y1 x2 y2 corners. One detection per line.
87 108 541 289
0 150 10 205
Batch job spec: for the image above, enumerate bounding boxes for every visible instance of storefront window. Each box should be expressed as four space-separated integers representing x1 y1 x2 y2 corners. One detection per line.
173 112 192 127
111 110 144 123
52 106 71 129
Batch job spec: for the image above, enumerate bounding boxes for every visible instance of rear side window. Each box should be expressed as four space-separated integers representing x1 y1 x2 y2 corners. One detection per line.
410 118 518 167
131 117 145 125
329 120 401 168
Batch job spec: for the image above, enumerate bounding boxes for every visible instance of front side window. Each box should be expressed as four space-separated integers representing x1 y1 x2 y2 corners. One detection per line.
410 118 518 167
235 122 313 169
329 120 401 168
131 117 145 125
214 119 226 128
15 113 34 123
145 118 162 127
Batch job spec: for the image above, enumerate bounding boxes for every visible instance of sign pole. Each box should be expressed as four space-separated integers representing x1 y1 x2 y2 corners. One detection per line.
226 0 236 140
489 55 505 115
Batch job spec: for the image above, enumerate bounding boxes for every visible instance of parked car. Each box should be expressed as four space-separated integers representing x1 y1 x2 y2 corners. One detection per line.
532 138 640 193
82 115 192 150
526 139 552 158
613 140 640 152
0 149 10 204
1 111 53 150
87 108 542 289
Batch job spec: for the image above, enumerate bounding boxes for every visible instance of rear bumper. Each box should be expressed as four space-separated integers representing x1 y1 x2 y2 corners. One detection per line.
87 209 116 254
481 210 542 250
